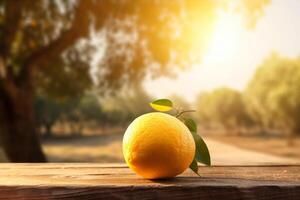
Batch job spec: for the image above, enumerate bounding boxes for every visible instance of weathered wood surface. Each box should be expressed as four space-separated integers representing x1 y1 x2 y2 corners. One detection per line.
0 164 298 200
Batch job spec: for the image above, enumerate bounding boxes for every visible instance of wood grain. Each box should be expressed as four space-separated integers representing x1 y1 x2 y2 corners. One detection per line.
0 164 298 200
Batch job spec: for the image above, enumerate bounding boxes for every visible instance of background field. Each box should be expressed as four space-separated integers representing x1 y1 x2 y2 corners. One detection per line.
0 0 300 164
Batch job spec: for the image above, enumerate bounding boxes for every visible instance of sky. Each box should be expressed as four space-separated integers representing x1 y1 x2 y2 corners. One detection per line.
144 0 300 102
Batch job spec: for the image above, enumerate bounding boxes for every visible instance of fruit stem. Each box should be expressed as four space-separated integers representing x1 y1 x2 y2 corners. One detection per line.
175 110 196 118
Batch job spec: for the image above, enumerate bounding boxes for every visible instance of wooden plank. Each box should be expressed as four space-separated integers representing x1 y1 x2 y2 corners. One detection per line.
0 164 298 199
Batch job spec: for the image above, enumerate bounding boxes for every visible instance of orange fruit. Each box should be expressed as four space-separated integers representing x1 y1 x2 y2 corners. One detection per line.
123 112 195 179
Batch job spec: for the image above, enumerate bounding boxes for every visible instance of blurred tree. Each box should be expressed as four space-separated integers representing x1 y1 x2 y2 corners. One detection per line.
0 0 269 162
246 53 300 144
58 97 81 135
197 88 253 135
35 92 104 136
34 95 61 138
63 92 104 135
78 93 104 123
196 92 214 128
100 85 152 125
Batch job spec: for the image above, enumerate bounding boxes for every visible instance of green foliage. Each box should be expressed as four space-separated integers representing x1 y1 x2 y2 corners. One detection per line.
79 93 104 121
196 88 253 134
0 0 270 99
184 118 197 133
36 52 93 100
100 85 153 124
35 95 62 135
1 0 271 131
190 131 211 166
35 92 105 135
195 53 300 143
35 92 101 135
184 118 211 166
246 53 300 137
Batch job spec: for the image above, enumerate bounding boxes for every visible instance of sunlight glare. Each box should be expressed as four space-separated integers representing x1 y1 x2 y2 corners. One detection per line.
203 12 242 63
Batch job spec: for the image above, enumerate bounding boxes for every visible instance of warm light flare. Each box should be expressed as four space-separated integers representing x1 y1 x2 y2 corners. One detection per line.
204 12 242 63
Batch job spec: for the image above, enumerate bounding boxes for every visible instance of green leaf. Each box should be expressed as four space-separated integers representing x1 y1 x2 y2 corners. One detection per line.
183 117 211 166
150 99 173 112
191 132 211 166
189 158 200 176
184 118 197 133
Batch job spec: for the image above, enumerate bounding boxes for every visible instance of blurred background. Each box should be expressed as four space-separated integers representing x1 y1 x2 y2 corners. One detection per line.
0 0 299 164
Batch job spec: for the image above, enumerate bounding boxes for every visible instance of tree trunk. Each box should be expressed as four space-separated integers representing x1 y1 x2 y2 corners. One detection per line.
44 124 53 138
0 85 46 162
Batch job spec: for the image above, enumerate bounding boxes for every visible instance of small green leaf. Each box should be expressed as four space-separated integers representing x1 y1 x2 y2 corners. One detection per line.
184 118 197 133
191 132 211 166
189 158 200 176
150 99 173 112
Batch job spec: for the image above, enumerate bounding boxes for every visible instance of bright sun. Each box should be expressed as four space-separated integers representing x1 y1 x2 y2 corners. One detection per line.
204 12 242 63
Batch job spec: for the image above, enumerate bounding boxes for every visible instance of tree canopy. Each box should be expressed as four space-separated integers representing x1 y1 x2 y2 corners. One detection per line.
246 53 300 139
196 87 252 134
0 0 270 96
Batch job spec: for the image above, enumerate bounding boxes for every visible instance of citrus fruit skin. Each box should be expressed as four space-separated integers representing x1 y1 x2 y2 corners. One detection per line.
123 112 195 179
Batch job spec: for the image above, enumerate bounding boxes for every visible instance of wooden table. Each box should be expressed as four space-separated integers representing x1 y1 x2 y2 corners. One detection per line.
0 164 299 199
